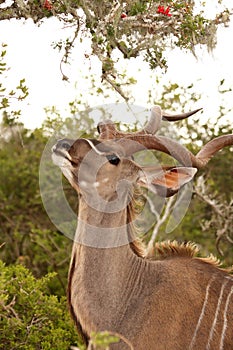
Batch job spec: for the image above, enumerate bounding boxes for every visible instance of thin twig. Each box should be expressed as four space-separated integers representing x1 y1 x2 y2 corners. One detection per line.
102 74 129 102
147 196 176 254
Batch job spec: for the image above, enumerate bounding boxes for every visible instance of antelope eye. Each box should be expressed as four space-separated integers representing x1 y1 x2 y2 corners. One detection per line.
106 154 120 166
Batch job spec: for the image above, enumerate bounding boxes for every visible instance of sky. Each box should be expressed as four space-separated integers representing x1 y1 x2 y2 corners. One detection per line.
0 2 233 130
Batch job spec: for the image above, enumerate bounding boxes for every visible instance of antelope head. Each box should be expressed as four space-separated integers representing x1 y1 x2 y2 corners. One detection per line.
52 106 233 208
52 136 141 209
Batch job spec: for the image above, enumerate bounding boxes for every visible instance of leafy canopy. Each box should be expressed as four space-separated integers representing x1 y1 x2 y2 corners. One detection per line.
0 1 232 98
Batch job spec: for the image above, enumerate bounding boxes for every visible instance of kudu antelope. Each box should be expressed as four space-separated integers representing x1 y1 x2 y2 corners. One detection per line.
52 106 233 350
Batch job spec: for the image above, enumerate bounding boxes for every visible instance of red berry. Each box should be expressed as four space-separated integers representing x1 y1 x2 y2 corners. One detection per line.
121 13 127 19
43 0 52 10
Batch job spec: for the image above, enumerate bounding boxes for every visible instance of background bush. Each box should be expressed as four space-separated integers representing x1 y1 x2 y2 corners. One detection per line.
0 260 80 349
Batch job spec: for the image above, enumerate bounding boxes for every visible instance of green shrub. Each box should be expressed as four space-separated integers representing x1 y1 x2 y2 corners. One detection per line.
0 260 81 349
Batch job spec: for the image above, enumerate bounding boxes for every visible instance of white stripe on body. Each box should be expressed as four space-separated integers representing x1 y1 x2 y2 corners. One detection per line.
189 277 215 350
206 280 228 350
219 286 233 350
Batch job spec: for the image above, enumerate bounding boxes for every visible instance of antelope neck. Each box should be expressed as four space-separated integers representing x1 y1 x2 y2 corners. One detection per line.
74 193 134 248
70 196 149 337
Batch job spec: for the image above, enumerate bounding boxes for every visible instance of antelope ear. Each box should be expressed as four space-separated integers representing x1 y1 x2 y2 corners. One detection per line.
138 167 197 197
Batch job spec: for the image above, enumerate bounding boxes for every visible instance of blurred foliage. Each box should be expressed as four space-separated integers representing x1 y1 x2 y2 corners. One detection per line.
89 331 120 349
0 260 80 349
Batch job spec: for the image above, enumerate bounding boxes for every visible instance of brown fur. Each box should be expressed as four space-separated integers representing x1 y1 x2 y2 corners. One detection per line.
153 240 199 258
68 219 233 350
67 253 89 346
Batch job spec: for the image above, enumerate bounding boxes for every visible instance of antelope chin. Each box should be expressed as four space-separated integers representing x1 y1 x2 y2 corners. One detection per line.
52 152 71 168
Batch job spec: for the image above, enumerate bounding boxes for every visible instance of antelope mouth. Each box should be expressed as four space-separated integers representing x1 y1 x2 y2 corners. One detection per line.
51 139 74 167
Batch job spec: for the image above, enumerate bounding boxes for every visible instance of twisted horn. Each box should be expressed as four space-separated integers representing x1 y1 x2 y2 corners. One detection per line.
116 135 199 167
97 106 232 169
143 106 162 134
196 134 233 166
144 106 202 134
162 108 202 122
97 120 119 140
97 106 201 139
116 132 233 169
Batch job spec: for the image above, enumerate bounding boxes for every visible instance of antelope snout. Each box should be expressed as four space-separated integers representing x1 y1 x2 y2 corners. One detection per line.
52 138 73 153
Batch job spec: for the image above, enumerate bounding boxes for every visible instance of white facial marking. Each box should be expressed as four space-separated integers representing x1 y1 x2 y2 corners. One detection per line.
52 153 70 167
80 181 88 188
59 167 73 184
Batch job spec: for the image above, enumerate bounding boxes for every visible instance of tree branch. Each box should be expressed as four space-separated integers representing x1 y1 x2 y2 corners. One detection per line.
194 175 233 256
146 195 176 254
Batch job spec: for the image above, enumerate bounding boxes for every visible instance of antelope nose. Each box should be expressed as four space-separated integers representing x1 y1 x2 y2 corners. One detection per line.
58 139 72 150
52 139 72 152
